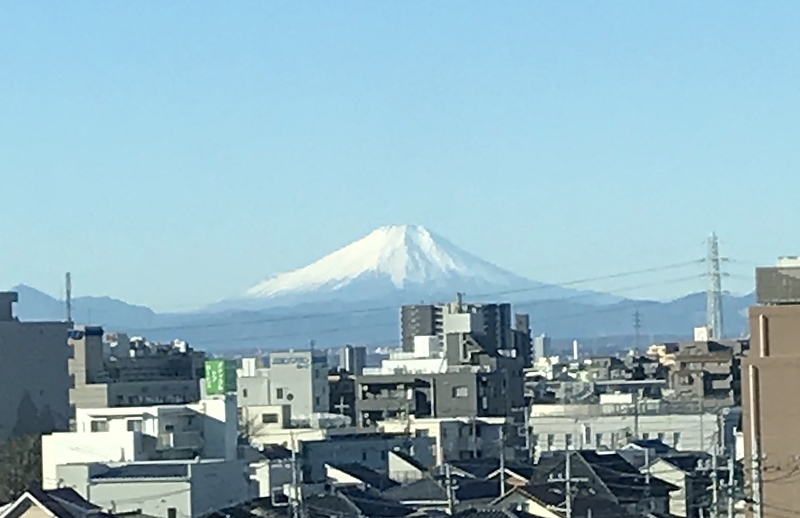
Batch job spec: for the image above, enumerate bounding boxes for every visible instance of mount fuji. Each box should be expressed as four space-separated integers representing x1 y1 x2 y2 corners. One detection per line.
209 224 619 311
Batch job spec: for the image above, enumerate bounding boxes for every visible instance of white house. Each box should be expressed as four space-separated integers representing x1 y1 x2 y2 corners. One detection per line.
42 395 238 490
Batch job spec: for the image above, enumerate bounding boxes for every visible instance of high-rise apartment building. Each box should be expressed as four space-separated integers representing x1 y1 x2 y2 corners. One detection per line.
0 292 72 440
533 334 551 361
339 344 366 375
401 296 530 364
743 257 800 518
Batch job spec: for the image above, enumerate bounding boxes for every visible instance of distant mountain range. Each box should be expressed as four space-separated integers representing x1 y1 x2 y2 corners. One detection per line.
8 225 756 353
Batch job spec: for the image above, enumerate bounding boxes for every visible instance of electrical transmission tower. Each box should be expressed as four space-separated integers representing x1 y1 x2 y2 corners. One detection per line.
706 232 724 340
633 310 642 352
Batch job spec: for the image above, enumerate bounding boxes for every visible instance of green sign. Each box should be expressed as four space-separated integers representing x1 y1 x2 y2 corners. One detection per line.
205 359 237 395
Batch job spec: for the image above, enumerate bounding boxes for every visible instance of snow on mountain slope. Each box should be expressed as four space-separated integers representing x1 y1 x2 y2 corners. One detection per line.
244 224 527 299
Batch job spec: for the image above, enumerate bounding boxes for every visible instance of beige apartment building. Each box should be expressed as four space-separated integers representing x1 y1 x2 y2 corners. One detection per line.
743 257 800 518
0 292 72 441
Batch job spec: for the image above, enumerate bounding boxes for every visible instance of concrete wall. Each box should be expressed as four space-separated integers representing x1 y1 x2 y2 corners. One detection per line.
530 412 731 454
0 296 71 441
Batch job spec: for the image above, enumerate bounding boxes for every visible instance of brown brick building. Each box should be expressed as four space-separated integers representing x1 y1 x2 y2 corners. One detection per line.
742 258 800 518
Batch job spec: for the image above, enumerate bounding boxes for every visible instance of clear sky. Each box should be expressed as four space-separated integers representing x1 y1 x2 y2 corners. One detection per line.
1 1 798 311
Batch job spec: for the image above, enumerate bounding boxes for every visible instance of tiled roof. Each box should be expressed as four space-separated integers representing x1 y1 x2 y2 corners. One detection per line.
390 449 428 472
46 488 101 511
453 508 542 518
260 444 293 461
328 463 400 491
92 463 189 480
383 478 447 502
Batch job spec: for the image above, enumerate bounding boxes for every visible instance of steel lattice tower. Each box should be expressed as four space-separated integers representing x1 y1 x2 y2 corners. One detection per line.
706 232 724 339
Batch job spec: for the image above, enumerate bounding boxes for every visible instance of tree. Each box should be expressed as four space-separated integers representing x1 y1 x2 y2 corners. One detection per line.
0 434 42 503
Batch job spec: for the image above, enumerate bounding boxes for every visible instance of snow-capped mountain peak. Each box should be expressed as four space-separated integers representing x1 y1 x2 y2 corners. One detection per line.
242 224 526 300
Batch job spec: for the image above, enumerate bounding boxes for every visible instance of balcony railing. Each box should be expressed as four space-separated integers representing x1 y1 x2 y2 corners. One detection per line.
156 430 204 451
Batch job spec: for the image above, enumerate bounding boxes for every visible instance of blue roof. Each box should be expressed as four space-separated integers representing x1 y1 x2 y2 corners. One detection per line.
92 463 189 480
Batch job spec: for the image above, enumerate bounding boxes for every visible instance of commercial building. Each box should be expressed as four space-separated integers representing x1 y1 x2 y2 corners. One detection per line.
742 256 800 518
237 350 330 421
529 400 739 457
0 292 72 441
68 326 206 410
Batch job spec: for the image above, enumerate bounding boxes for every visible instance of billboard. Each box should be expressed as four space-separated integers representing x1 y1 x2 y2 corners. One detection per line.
205 359 237 395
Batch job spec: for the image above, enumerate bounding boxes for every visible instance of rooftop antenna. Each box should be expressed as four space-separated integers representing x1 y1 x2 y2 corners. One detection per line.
456 292 464 312
706 232 724 340
65 272 73 324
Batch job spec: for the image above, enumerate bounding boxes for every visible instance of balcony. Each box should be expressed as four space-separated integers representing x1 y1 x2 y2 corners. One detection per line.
156 431 204 451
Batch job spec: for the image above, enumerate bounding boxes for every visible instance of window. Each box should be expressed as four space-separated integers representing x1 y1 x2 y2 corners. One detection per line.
315 396 321 407
167 508 177 518
415 429 429 438
584 426 592 445
595 433 603 448
657 432 665 442
531 434 539 446
546 434 555 449
361 451 367 461
565 433 573 448
262 413 279 424
90 420 108 432
642 432 649 440
243 389 248 398
127 420 142 432
165 424 175 432
276 388 284 399
673 432 681 447
452 386 469 398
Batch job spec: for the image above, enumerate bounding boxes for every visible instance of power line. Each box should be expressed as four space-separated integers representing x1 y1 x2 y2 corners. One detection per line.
184 274 707 348
129 260 705 335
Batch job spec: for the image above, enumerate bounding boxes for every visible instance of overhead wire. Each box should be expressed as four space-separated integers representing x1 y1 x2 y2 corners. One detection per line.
132 260 707 335
186 274 707 348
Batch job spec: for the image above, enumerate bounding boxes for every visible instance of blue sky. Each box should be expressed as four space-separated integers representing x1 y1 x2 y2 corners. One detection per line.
1 1 798 311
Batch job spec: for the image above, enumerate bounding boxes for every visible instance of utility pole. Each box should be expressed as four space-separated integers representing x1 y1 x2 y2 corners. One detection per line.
712 434 720 518
445 463 455 515
65 272 72 323
706 232 725 340
499 425 506 496
290 433 299 518
566 450 572 518
727 453 735 518
633 310 642 352
548 450 589 518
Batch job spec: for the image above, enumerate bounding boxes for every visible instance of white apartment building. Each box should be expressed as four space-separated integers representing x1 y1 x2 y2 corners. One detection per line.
379 416 513 464
237 350 329 421
42 394 238 490
55 459 249 518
